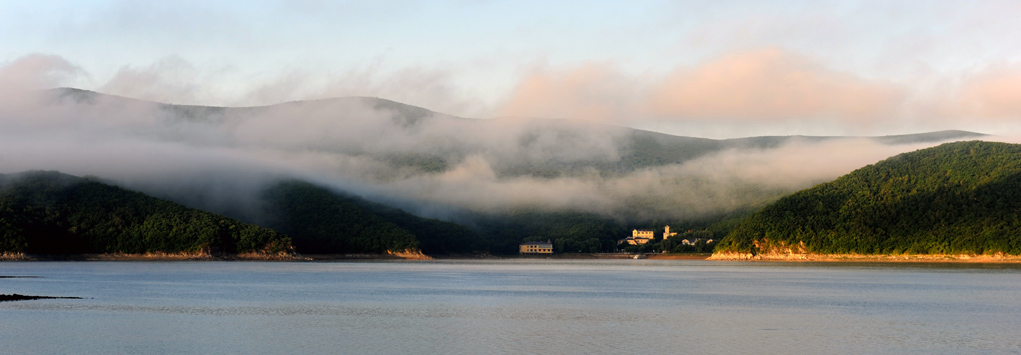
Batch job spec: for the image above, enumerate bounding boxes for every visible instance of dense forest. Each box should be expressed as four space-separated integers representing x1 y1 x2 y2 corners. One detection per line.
0 171 292 255
0 172 489 256
715 141 1021 256
0 171 743 256
259 180 486 254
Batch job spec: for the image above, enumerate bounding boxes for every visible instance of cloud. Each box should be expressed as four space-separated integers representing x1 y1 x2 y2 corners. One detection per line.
907 62 1021 133
365 135 952 221
98 56 211 105
167 61 491 117
497 63 638 121
496 48 907 129
0 78 986 225
0 54 84 93
958 65 1021 119
645 48 905 122
0 52 1006 224
298 65 487 118
3 48 1003 139
379 155 613 214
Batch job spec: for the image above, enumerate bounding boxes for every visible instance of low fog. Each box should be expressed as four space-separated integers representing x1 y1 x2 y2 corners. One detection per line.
0 88 991 223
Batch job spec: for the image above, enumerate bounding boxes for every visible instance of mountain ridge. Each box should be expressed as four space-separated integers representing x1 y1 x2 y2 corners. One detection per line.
7 88 997 255
45 87 985 146
41 87 988 186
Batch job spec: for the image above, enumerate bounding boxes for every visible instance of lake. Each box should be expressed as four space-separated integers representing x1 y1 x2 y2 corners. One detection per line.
2 260 1020 354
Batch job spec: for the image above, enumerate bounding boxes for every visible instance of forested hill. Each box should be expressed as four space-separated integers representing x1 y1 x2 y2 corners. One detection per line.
259 180 486 255
715 141 1021 256
0 171 293 255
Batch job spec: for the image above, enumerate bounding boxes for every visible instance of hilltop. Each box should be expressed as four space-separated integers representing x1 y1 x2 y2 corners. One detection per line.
713 141 1021 260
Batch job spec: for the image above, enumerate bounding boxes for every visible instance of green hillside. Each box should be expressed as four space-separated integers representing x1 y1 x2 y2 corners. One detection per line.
259 180 485 254
715 141 1021 256
361 202 486 255
0 171 292 255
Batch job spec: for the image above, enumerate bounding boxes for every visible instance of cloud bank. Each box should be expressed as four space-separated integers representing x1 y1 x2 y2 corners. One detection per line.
645 48 904 122
0 85 988 225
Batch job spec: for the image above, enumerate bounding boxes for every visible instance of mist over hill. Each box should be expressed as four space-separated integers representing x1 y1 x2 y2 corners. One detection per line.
0 88 986 227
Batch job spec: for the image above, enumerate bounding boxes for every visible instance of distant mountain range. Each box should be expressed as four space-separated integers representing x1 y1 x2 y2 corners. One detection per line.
46 87 984 179
0 88 995 256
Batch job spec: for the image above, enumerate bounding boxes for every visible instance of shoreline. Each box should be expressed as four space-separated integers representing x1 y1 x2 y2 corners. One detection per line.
9 251 1021 263
708 252 1021 263
1 252 712 261
0 252 309 262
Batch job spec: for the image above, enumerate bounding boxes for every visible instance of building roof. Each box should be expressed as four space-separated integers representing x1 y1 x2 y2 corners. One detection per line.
520 241 553 246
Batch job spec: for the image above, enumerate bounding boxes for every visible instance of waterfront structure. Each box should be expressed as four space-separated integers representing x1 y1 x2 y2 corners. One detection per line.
663 225 678 239
621 229 655 245
621 226 685 246
520 240 554 254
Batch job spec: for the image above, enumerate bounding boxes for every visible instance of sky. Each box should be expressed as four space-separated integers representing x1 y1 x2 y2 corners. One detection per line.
2 0 1020 138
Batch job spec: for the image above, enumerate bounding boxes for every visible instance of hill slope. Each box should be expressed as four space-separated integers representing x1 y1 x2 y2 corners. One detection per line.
714 141 1021 257
259 180 485 254
0 171 293 255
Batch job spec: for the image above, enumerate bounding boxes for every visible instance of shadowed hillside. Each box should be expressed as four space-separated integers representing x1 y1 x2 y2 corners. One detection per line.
259 180 486 254
0 171 292 255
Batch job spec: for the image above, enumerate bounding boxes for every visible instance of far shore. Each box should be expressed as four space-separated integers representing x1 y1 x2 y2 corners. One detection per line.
8 251 1021 263
709 252 1021 263
1 252 712 261
283 252 713 260
0 252 307 262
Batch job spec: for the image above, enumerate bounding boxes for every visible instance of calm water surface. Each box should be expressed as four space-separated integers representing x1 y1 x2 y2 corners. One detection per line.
2 260 1020 354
